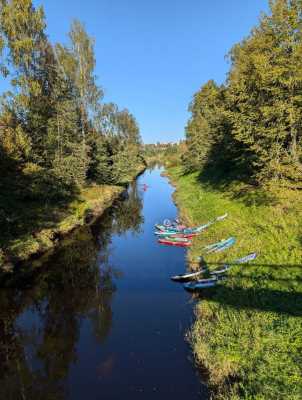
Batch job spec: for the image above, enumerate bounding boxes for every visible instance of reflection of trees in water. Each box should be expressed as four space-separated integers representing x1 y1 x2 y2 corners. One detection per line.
0 183 144 399
98 181 144 238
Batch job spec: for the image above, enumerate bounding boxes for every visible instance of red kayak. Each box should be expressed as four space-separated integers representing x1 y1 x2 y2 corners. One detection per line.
158 238 192 247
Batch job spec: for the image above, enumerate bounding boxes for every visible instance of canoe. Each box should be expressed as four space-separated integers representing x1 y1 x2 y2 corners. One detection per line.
158 238 192 247
171 269 207 282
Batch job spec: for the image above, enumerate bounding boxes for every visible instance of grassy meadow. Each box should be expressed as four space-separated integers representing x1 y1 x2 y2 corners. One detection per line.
167 166 302 400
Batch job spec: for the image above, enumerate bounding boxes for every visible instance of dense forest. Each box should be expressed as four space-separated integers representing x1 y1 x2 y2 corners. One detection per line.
0 0 144 263
183 0 302 188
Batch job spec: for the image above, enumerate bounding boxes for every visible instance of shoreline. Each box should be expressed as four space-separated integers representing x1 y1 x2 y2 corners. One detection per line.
164 165 302 399
1 165 146 278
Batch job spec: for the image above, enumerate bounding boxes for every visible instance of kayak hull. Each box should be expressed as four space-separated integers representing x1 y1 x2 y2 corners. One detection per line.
183 280 217 290
171 269 206 282
155 231 198 238
158 239 192 247
184 276 226 291
210 253 257 275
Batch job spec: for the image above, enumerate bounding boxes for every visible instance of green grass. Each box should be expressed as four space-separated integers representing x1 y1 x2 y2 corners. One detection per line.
1 184 123 266
1 160 146 270
167 166 302 400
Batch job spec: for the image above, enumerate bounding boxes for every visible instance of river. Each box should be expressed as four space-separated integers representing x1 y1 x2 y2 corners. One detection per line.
0 167 208 399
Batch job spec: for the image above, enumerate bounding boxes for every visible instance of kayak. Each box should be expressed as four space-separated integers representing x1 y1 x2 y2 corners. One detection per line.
155 214 228 235
183 277 219 290
171 269 207 282
158 238 192 247
204 237 229 250
205 237 236 254
155 231 199 238
210 265 230 275
155 223 209 234
212 238 236 253
210 252 257 275
155 224 187 232
235 252 257 264
184 275 226 291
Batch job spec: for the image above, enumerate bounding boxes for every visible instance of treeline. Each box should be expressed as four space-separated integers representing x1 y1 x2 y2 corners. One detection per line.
144 141 185 167
0 0 143 203
183 0 302 188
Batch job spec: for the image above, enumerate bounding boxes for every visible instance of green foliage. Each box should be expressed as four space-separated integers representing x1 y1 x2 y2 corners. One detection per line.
183 0 302 187
0 0 143 260
143 141 185 167
87 131 113 183
168 166 302 400
69 19 102 115
94 104 143 184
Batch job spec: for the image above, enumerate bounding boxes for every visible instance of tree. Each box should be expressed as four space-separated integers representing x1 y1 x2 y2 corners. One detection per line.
184 0 302 187
68 19 103 140
0 0 56 164
227 0 302 184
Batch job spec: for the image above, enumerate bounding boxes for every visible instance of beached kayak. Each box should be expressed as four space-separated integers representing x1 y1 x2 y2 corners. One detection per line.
210 252 257 275
155 231 199 238
158 238 192 247
171 269 207 282
155 213 228 235
183 276 226 291
183 278 219 290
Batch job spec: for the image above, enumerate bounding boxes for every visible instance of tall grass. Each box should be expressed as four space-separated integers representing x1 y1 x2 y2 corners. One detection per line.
168 166 302 400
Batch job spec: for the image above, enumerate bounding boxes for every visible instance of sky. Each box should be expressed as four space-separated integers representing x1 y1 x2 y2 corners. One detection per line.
2 0 269 143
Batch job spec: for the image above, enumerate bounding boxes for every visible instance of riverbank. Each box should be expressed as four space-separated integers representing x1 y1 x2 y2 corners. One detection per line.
166 166 302 400
0 164 146 274
0 185 124 272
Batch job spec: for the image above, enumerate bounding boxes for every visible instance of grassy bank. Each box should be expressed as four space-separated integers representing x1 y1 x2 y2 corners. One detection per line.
0 163 146 272
0 184 125 271
167 166 302 400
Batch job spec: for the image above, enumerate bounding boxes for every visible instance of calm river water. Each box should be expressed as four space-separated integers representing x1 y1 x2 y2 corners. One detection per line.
0 167 208 399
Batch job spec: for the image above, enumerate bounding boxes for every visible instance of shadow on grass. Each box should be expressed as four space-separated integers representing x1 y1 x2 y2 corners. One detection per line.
181 143 279 207
196 164 279 207
213 284 302 317
196 261 302 269
192 260 302 316
0 150 80 250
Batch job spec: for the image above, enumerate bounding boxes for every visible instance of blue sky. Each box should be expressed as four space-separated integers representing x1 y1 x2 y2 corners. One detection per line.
2 0 269 143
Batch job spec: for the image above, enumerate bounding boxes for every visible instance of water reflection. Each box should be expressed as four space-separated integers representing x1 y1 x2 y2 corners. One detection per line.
0 181 144 399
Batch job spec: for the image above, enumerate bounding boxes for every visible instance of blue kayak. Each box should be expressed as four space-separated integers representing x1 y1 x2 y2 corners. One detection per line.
210 253 257 275
184 276 226 291
205 237 236 254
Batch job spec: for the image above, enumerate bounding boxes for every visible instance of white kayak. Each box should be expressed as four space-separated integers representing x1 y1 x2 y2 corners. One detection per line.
171 269 207 282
